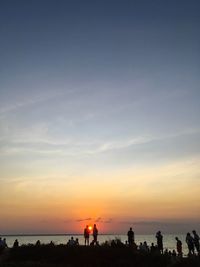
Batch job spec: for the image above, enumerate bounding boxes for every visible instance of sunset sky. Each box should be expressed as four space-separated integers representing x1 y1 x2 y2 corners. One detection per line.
0 0 200 234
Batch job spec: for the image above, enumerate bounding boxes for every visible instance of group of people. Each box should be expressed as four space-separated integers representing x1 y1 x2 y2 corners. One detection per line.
0 237 19 251
67 237 79 246
185 230 200 255
175 231 199 257
126 228 165 252
0 227 199 257
0 237 8 251
127 228 200 256
82 225 200 256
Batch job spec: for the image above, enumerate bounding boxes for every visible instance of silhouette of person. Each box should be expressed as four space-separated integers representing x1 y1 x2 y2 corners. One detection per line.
150 243 156 253
0 237 4 252
2 238 7 248
156 231 163 253
68 237 76 246
175 237 182 257
13 239 19 248
93 224 98 244
143 241 149 252
84 225 90 246
127 227 134 246
139 242 143 251
186 232 194 255
36 240 41 246
75 238 79 245
49 241 54 246
192 230 200 253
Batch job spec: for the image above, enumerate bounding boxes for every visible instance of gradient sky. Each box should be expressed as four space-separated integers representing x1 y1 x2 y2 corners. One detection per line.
0 0 200 234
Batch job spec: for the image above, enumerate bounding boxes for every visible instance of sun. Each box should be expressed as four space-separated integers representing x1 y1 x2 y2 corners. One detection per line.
88 225 93 232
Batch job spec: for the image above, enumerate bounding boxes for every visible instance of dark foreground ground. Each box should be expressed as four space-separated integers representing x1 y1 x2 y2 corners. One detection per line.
0 245 200 267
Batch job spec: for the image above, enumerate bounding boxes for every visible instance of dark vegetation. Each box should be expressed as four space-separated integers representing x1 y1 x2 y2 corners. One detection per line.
0 244 200 267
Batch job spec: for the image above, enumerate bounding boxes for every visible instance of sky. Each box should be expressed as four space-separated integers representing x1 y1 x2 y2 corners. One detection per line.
0 0 200 235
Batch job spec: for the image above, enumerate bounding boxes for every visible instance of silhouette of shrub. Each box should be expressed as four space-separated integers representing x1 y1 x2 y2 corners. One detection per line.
2 244 199 267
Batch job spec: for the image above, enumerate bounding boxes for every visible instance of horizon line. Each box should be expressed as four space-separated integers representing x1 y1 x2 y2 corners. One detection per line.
0 232 189 237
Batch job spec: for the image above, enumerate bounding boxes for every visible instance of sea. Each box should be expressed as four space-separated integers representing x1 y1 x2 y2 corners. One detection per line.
1 234 191 256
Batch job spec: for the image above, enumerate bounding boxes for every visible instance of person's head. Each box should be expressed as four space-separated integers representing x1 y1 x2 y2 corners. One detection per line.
71 237 73 240
175 237 178 241
130 227 132 230
187 232 190 236
94 224 96 227
192 230 196 234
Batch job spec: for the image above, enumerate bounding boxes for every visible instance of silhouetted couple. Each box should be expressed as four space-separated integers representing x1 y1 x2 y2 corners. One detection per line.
186 230 200 255
84 224 98 246
0 237 7 252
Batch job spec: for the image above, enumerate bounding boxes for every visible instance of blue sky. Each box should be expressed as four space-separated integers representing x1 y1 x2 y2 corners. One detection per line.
0 0 200 234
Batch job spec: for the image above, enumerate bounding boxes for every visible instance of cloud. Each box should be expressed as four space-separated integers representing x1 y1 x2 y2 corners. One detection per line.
69 217 114 224
95 217 113 223
0 90 73 116
120 221 166 225
92 128 200 154
104 218 113 224
0 118 200 165
95 217 102 222
76 218 92 222
119 220 199 226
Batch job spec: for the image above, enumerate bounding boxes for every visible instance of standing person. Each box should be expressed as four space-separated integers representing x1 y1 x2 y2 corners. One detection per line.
13 239 19 248
2 238 8 248
186 232 194 255
175 237 182 257
192 230 200 253
75 238 79 246
0 237 4 252
84 225 90 246
156 231 163 253
127 227 134 246
93 224 98 244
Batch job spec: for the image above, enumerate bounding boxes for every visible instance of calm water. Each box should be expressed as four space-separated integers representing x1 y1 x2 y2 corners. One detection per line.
1 234 190 256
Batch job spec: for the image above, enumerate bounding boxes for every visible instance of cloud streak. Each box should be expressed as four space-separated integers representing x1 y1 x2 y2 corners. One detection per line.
1 128 199 159
76 218 92 222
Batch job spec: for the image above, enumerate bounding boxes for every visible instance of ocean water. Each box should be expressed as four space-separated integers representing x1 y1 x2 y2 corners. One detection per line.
1 234 191 256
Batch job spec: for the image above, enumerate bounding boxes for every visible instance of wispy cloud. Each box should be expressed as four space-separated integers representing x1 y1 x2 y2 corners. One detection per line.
0 90 75 116
120 220 174 226
85 128 200 155
119 220 200 228
76 218 92 222
95 217 113 223
1 128 200 158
